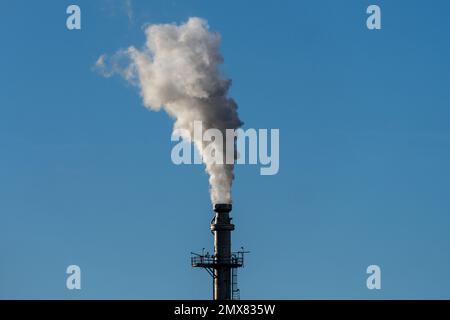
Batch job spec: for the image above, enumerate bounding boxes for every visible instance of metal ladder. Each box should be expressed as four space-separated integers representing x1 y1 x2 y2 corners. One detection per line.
231 268 240 300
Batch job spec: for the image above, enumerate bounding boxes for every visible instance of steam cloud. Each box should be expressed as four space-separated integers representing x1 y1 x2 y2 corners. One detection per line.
98 17 242 204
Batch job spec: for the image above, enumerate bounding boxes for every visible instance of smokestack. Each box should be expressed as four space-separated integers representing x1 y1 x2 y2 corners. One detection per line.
99 17 247 299
191 203 245 299
211 203 234 300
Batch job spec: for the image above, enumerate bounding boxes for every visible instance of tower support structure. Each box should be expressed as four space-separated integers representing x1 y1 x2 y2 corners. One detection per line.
191 204 247 300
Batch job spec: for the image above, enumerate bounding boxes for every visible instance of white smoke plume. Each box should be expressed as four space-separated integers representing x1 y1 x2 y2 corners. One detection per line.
99 17 242 204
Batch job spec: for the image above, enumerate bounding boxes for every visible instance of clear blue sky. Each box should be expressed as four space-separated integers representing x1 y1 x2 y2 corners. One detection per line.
1 0 450 299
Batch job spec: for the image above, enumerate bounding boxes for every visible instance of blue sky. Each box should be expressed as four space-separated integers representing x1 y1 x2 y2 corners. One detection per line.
1 0 450 299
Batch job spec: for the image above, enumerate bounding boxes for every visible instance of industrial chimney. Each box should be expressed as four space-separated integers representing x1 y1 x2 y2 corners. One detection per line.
211 204 234 300
191 204 247 300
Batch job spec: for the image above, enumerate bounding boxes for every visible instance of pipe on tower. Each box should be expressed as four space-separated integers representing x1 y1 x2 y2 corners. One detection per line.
211 203 234 300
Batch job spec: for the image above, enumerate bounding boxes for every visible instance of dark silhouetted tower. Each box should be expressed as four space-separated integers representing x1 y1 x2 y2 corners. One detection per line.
191 204 247 300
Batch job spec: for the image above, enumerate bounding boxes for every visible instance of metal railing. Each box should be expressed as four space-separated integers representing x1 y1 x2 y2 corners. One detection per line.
191 255 243 267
